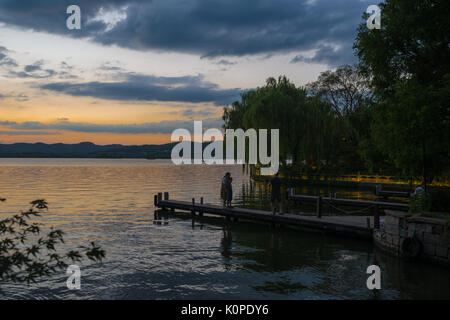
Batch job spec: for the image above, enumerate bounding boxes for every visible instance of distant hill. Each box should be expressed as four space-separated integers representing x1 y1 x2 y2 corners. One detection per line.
0 142 177 159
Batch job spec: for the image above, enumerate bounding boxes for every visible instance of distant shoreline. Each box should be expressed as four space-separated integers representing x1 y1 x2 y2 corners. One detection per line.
0 155 172 159
0 141 175 159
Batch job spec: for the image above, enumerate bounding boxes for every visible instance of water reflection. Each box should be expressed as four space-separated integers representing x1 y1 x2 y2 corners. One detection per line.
220 227 233 271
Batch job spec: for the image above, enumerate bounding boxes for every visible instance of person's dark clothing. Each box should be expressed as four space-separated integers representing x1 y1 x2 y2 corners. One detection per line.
270 177 282 203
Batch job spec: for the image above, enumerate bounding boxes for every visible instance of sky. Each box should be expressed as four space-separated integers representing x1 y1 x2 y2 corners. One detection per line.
0 0 374 145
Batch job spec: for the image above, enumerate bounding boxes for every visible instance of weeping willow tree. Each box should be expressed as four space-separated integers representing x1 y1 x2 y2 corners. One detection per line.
223 76 343 175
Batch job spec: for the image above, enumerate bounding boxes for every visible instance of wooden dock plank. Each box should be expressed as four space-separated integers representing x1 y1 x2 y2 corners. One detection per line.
156 198 374 239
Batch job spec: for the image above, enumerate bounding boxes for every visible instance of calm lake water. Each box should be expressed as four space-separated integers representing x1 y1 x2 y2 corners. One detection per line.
0 158 449 300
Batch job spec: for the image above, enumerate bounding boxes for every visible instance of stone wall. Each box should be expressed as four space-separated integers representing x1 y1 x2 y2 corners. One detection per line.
373 210 450 267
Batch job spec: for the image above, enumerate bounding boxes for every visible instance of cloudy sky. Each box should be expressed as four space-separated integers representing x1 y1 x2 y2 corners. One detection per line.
0 0 374 145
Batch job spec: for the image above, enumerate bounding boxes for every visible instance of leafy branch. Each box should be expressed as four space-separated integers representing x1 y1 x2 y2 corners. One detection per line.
0 199 105 293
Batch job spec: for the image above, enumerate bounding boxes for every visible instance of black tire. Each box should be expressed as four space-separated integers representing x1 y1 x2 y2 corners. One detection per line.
401 237 422 258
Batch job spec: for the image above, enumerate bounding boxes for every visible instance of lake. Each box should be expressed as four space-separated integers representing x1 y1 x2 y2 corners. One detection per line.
0 158 449 299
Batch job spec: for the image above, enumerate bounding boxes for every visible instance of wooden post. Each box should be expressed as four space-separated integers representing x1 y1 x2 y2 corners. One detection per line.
272 207 276 216
153 211 158 224
366 217 371 229
199 197 204 217
158 192 165 210
154 194 158 206
374 205 380 229
190 198 196 228
154 211 161 225
316 196 322 218
164 192 169 200
328 194 332 215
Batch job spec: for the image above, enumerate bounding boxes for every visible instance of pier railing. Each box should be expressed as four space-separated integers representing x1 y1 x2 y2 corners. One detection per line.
286 188 410 229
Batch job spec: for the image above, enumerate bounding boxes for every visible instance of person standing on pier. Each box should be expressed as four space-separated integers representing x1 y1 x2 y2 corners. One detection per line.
221 172 231 207
269 172 283 214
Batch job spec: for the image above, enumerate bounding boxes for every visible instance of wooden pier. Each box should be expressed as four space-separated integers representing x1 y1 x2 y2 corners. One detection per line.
154 192 374 239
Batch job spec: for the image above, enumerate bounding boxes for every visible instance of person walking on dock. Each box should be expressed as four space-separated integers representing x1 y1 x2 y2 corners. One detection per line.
269 172 283 214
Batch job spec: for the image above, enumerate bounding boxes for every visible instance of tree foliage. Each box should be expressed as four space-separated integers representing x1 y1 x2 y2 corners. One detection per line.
306 65 375 171
354 0 450 183
223 76 343 173
0 199 105 293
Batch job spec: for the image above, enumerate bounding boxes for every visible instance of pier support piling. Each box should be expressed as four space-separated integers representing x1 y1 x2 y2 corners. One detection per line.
153 210 159 224
199 197 204 217
374 205 380 229
158 192 166 210
316 196 322 218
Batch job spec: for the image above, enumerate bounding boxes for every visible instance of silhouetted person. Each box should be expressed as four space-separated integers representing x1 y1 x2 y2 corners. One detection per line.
221 172 231 207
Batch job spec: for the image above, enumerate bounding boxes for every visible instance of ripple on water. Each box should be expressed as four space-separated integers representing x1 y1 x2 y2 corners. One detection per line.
1 159 449 300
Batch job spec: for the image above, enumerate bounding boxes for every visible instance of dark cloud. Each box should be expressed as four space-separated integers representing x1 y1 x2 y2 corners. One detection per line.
1 118 224 134
57 71 78 79
61 61 74 70
0 0 373 66
182 109 216 118
58 62 78 79
9 60 57 79
0 92 29 102
14 93 29 102
0 46 18 67
24 61 44 73
290 42 356 67
0 121 17 125
98 62 124 71
5 58 77 80
40 73 242 105
215 59 237 66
